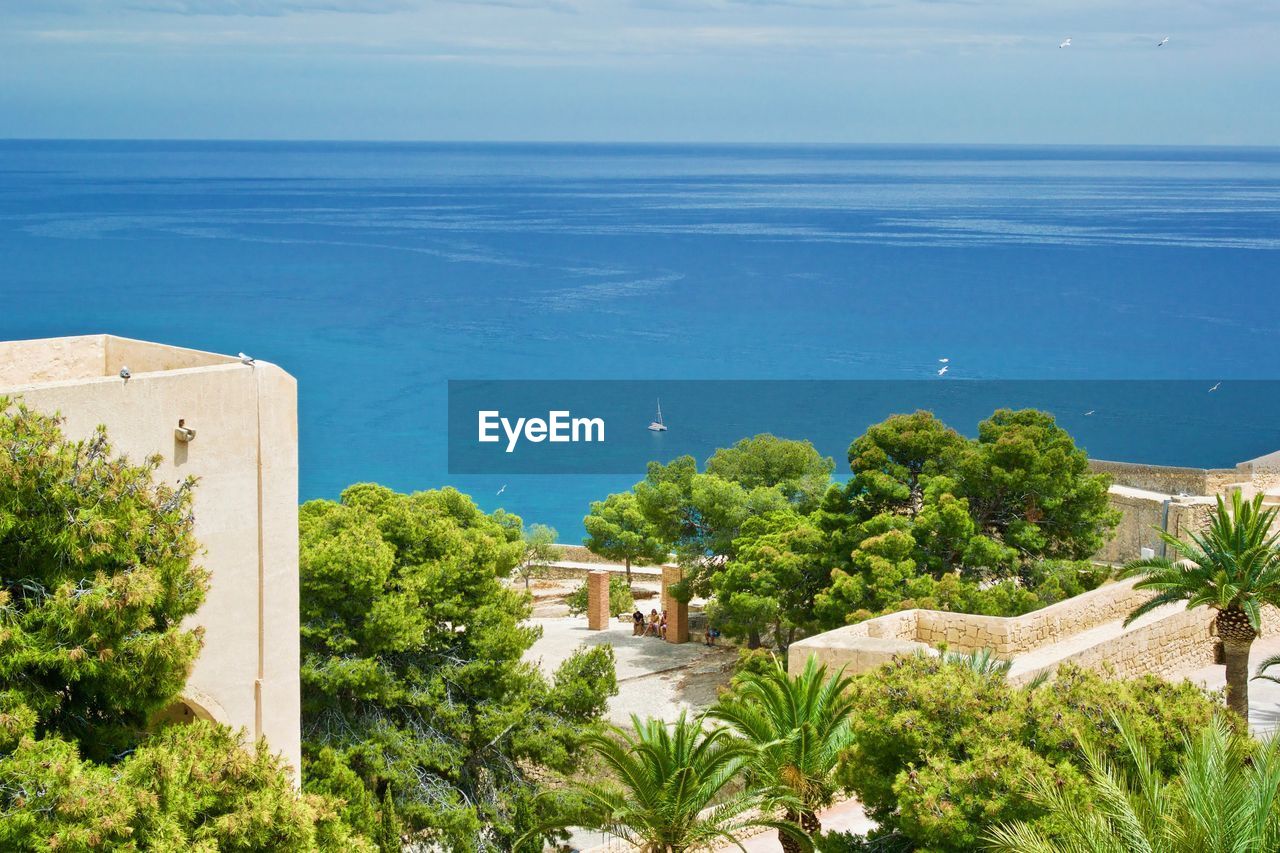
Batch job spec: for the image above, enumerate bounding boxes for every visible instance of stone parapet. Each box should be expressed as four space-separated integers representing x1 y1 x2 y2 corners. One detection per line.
789 573 1280 686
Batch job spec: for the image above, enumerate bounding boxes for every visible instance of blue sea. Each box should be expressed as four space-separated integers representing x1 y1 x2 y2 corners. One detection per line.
3 141 1279 536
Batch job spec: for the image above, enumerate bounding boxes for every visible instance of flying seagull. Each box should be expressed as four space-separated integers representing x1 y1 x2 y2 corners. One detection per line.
1084 410 1096 416
1158 36 1169 46
937 364 949 376
938 357 950 363
119 366 131 381
1059 38 1072 48
238 352 256 366
496 484 507 496
1209 382 1221 392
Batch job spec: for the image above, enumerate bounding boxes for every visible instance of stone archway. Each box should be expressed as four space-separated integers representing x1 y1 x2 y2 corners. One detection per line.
153 687 230 728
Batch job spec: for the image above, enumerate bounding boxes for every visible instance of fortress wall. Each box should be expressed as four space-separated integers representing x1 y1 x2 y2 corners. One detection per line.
1009 606 1216 685
1089 458 1222 495
889 578 1149 658
0 335 301 777
1243 453 1280 492
0 335 107 385
1099 491 1170 564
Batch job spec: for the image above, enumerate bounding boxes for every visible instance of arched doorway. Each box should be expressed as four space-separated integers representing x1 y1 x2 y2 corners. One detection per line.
151 689 228 728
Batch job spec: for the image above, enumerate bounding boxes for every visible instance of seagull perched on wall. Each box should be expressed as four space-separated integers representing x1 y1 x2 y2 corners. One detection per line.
1158 36 1169 46
1059 38 1072 48
937 364 949 376
238 352 256 366
119 366 131 381
1209 381 1221 392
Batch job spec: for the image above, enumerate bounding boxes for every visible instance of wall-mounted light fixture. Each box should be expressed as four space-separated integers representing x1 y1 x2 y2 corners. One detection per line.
175 418 197 443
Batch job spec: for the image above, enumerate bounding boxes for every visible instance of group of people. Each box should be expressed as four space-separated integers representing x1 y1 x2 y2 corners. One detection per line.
629 606 721 646
631 607 667 639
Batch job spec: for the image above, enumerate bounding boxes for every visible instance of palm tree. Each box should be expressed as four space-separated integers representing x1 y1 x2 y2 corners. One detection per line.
708 654 856 853
941 648 1053 690
987 713 1280 852
1121 491 1280 720
944 647 1013 677
533 711 811 852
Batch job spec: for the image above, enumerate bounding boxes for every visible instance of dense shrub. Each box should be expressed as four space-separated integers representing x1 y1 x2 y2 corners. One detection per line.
0 721 369 851
565 575 636 617
298 484 618 850
0 401 207 759
837 654 1224 852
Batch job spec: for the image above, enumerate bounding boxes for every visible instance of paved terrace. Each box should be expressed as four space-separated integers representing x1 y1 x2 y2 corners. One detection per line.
525 616 736 726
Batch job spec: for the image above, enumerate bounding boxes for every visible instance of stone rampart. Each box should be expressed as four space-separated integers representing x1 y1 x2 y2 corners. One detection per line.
789 576 1280 687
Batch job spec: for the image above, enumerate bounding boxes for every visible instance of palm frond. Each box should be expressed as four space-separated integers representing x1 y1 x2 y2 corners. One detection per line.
708 652 857 817
987 710 1280 853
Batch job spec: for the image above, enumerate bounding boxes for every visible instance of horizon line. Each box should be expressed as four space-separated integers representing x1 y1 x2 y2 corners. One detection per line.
3 137 1280 151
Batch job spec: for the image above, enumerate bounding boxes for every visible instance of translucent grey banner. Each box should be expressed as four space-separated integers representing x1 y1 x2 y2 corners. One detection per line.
447 380 1280 475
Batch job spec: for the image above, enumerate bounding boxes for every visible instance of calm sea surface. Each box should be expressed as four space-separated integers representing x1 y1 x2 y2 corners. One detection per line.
2 142 1279 534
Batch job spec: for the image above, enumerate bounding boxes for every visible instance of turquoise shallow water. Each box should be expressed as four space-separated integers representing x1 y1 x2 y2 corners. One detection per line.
2 141 1279 534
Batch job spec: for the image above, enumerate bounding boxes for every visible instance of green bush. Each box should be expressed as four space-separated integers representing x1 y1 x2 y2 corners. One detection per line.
564 575 635 617
0 401 207 759
836 654 1223 852
0 722 371 851
815 829 911 852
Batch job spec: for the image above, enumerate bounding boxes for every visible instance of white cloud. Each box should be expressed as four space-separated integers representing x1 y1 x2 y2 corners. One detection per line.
4 0 579 15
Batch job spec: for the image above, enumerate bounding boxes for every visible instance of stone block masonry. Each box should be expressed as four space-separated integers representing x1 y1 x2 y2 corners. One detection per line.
788 574 1280 687
1092 455 1280 566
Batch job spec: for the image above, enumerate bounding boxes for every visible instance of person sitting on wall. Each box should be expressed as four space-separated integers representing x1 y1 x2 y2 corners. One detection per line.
632 608 645 637
659 609 668 640
704 624 721 646
647 609 660 637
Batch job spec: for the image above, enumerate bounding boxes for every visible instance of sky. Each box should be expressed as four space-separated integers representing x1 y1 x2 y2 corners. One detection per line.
0 1 1277 144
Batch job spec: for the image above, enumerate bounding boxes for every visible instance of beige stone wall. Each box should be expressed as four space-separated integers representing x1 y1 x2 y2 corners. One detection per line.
1010 607 1214 685
1089 458 1222 495
1094 452 1280 567
104 336 236 375
1011 603 1280 686
908 579 1153 657
1099 488 1220 566
1098 491 1169 564
0 335 108 385
787 575 1280 685
0 334 236 386
1243 452 1280 493
0 335 301 775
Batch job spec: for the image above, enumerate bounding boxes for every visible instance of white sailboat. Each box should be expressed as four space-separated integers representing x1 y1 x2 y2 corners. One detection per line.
648 399 668 432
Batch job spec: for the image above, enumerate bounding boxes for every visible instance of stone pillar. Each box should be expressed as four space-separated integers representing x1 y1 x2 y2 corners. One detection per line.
661 565 689 644
586 570 610 631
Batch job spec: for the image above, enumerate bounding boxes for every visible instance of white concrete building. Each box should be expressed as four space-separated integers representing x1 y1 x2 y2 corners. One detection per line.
0 335 301 773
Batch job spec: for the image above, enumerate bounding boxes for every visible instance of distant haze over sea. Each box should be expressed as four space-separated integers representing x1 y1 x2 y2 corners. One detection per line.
3 141 1279 535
